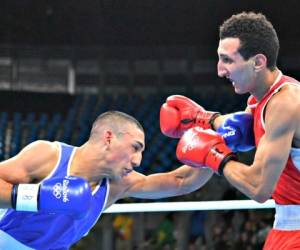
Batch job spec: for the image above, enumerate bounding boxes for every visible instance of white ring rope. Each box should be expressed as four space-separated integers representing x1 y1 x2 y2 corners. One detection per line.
104 199 275 213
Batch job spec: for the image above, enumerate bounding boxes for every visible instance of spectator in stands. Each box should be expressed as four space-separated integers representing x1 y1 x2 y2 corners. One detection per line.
113 214 134 250
189 211 207 248
153 212 175 250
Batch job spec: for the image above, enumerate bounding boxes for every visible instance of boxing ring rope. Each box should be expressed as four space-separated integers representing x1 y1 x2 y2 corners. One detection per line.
104 199 275 213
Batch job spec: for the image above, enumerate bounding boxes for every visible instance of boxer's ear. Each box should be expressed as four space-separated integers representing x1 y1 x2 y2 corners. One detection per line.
104 130 113 146
251 54 266 72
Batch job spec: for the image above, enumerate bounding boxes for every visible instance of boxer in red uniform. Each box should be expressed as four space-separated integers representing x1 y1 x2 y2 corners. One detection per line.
161 12 300 249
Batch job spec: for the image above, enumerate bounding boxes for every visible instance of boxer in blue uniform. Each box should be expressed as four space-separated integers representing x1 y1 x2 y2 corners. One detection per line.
0 110 254 249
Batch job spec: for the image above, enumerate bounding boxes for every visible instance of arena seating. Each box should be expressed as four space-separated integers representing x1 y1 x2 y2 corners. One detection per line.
0 88 247 173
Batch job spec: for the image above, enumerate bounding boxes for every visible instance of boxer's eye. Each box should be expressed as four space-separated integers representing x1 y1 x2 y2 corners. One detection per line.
222 57 233 64
132 144 140 152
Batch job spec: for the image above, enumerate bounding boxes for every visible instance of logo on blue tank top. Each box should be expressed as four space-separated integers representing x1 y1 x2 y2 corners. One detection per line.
53 179 70 202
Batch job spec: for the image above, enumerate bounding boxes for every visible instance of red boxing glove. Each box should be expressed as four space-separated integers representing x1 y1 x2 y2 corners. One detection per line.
176 127 236 175
160 95 220 138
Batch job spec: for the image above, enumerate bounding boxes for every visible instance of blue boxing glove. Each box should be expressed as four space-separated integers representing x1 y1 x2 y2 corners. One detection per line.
217 112 255 152
11 176 92 219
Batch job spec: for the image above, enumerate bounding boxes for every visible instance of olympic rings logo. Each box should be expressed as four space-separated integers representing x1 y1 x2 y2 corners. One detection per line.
22 195 34 200
52 182 63 199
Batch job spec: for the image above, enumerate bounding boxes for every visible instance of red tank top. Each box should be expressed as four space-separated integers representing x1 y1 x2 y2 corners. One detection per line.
247 72 300 204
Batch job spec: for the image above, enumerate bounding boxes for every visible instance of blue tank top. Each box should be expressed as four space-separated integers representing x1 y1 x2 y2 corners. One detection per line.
0 142 110 250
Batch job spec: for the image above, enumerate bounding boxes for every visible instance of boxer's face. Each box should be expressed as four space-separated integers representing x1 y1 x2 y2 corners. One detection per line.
107 125 145 180
217 37 257 94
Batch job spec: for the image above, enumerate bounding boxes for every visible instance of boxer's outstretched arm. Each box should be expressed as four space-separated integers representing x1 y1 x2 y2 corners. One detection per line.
123 165 213 199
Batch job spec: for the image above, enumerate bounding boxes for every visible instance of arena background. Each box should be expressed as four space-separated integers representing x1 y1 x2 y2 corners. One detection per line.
0 0 299 249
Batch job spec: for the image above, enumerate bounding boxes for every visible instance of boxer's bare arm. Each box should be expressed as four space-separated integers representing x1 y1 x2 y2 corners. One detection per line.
0 140 58 208
223 86 300 202
212 106 251 130
122 165 213 199
212 114 231 130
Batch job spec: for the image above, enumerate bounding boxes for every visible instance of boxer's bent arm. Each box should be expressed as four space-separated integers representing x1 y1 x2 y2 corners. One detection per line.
212 114 231 130
123 166 213 199
212 107 251 130
222 87 300 202
0 140 58 208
